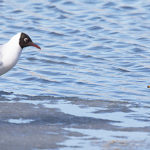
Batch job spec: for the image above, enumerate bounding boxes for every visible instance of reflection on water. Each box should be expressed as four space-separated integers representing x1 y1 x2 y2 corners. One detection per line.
0 0 150 149
7 118 34 124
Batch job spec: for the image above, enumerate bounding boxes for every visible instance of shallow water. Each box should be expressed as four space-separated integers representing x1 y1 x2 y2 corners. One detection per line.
0 0 150 149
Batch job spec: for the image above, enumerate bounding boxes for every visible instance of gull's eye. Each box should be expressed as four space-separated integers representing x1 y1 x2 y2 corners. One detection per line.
24 38 28 43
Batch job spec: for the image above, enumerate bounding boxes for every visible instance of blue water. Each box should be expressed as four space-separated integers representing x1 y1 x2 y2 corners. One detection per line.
0 0 150 150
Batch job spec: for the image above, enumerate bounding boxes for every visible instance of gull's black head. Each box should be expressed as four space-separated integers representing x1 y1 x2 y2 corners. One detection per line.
19 33 41 49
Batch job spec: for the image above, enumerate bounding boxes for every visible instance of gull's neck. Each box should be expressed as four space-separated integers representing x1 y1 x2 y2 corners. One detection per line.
6 33 21 49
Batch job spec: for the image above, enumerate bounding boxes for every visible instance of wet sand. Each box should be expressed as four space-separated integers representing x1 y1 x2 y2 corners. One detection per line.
0 93 150 150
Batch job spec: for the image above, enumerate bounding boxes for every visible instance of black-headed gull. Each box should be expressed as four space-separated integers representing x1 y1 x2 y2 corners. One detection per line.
0 32 40 76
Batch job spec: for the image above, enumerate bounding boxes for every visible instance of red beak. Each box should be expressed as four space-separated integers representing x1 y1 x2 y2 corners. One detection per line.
28 42 41 50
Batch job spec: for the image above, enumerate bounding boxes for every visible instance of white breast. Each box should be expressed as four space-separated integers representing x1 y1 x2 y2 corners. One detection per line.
0 33 22 76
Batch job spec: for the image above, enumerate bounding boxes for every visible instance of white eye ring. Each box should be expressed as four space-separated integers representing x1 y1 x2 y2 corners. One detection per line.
24 38 28 43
